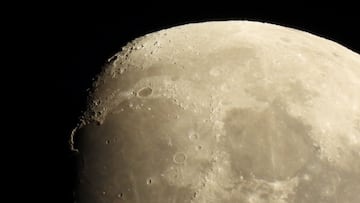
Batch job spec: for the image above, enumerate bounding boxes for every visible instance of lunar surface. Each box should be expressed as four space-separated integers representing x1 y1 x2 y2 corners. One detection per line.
71 21 360 203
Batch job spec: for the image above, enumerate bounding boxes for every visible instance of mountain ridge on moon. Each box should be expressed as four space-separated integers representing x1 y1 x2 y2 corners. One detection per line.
72 21 360 203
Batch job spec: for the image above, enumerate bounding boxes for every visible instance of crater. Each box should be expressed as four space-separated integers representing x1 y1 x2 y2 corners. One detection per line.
117 193 124 199
138 87 153 97
173 152 187 164
146 178 152 185
188 131 199 140
332 52 340 57
222 98 313 181
107 54 118 63
280 37 291 43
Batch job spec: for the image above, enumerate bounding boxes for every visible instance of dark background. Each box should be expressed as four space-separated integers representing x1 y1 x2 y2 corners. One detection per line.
42 7 359 203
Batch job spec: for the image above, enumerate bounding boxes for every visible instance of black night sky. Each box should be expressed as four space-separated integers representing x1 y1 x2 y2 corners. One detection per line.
40 6 360 203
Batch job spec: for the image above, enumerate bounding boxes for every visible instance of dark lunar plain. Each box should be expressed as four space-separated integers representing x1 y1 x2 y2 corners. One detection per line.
39 6 360 203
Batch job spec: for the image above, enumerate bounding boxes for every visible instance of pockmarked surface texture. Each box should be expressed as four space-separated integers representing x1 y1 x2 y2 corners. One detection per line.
72 21 360 203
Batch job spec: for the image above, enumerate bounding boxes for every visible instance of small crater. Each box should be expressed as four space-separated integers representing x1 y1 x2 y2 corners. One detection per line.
280 37 291 43
147 178 152 185
188 131 199 140
173 152 187 164
117 193 124 199
105 140 110 144
332 52 340 57
138 87 153 97
312 144 321 153
95 120 103 126
107 55 118 63
196 145 202 150
92 99 101 106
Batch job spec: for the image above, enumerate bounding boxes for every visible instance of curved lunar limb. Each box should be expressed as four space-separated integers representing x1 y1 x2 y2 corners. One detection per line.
72 21 360 203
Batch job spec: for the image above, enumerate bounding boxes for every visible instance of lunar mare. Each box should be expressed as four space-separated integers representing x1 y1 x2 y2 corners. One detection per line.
72 21 360 202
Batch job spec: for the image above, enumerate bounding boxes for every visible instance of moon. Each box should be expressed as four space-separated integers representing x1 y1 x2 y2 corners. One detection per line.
72 21 360 203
